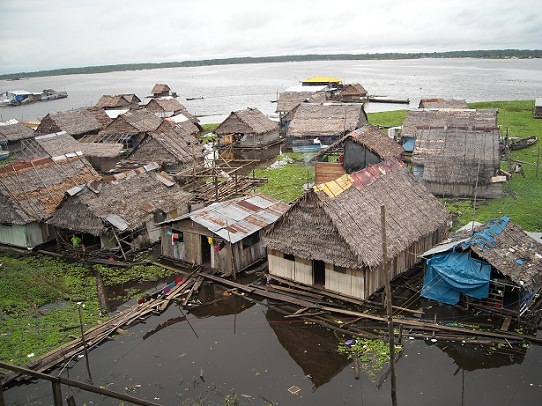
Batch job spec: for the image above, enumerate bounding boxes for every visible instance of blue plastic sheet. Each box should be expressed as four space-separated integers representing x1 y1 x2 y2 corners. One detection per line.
421 251 491 305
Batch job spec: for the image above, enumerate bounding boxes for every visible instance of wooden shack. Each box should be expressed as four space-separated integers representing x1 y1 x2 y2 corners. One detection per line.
47 165 193 257
150 84 177 98
418 98 469 109
0 119 35 156
312 125 404 183
339 83 367 102
160 193 289 275
95 94 141 110
0 154 101 249
285 103 368 147
263 159 449 300
421 216 542 318
534 98 542 119
214 107 280 149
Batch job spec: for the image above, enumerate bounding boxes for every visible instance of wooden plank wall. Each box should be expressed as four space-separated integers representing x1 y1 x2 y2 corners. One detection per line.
315 162 346 184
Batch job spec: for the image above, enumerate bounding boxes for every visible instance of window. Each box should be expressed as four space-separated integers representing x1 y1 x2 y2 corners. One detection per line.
242 233 260 248
284 253 295 261
334 265 347 274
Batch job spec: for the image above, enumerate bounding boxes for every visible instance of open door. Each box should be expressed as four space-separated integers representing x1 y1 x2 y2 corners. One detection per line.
201 235 211 266
313 260 325 287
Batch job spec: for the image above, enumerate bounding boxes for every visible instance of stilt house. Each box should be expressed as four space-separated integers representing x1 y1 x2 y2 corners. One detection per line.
160 193 289 275
420 216 542 317
263 159 449 300
47 164 193 257
312 125 404 183
35 107 111 139
285 103 368 148
0 154 101 249
95 94 141 110
214 108 280 149
0 119 35 156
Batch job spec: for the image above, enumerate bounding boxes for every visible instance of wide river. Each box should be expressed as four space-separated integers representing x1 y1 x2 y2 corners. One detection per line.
1 58 542 124
3 58 542 405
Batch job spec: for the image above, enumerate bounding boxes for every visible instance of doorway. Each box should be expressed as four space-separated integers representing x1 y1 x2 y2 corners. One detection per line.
313 260 325 287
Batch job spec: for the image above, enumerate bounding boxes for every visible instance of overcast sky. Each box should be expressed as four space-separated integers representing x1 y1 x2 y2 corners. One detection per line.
1 0 541 75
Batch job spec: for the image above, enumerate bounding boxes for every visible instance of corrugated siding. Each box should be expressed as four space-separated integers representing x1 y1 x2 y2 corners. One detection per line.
0 223 28 248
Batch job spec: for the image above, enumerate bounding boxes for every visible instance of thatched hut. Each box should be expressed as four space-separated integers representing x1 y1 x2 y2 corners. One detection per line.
127 120 205 173
214 107 280 149
0 119 35 155
145 97 197 121
0 154 101 249
150 84 177 98
421 216 542 318
47 165 193 257
339 83 368 102
35 107 111 139
285 103 368 147
312 125 404 183
411 125 503 198
160 193 289 275
263 159 449 300
95 94 141 110
418 98 469 109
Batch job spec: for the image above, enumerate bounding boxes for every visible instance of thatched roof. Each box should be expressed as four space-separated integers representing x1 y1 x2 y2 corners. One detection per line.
95 94 141 109
0 119 35 141
18 131 78 160
128 121 205 165
77 143 124 158
214 108 278 135
99 109 163 138
35 107 111 136
0 154 101 224
411 126 500 185
418 98 469 109
48 166 193 235
145 97 187 114
314 125 403 162
276 90 327 113
402 109 498 136
426 217 542 291
263 159 448 268
340 83 367 97
286 103 368 138
164 115 200 136
151 84 171 94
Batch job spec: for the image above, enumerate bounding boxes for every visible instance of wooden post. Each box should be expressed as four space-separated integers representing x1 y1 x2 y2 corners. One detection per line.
536 146 540 178
51 381 63 406
380 205 397 406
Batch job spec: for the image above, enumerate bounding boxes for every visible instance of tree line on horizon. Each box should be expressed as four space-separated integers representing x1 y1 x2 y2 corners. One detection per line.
2 49 540 80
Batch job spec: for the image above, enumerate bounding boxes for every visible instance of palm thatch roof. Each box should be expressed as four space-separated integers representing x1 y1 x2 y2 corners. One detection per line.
263 159 448 269
35 107 111 137
128 121 205 166
214 108 278 135
418 98 469 109
95 94 141 109
0 154 101 224
18 131 79 159
412 126 501 185
426 217 542 291
98 109 163 139
0 119 35 142
151 84 171 94
314 125 404 163
47 166 193 235
145 97 192 117
286 103 368 138
276 90 327 114
402 109 498 136
339 83 367 98
164 115 200 136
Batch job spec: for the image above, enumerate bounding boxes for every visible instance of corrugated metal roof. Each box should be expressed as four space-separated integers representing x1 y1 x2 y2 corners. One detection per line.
188 193 288 243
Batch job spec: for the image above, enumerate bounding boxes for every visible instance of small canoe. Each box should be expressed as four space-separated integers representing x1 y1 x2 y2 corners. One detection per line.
510 136 537 151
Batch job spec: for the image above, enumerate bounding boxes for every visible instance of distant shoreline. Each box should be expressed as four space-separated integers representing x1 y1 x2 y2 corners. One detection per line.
1 49 540 80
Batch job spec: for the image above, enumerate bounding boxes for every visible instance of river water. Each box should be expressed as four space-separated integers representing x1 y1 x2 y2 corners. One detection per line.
3 58 542 405
1 58 542 125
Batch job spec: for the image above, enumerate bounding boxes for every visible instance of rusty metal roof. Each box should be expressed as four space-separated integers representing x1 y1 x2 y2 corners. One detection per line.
188 193 289 243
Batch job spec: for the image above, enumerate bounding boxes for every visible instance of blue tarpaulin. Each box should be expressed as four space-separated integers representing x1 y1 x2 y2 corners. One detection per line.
421 251 491 305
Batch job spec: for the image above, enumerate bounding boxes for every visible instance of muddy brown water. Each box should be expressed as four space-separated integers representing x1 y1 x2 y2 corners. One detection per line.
5 281 542 405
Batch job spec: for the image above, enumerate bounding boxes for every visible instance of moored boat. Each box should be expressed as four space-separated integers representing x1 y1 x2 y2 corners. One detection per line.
510 135 537 151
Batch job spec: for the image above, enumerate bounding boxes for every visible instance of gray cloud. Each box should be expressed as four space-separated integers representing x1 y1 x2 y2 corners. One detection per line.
0 0 541 74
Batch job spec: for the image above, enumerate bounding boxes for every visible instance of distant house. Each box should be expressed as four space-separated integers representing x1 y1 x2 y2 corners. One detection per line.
534 98 542 119
0 154 101 249
48 165 193 257
0 119 35 156
420 216 542 318
285 103 368 147
339 83 368 102
410 125 503 199
150 84 177 98
263 159 449 300
418 98 469 109
312 125 404 184
126 120 205 173
35 107 111 139
164 113 201 137
275 89 327 134
145 97 197 121
95 94 141 110
160 193 289 276
214 108 280 149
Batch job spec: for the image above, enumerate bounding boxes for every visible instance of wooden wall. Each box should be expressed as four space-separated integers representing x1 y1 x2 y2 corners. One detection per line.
315 162 346 184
